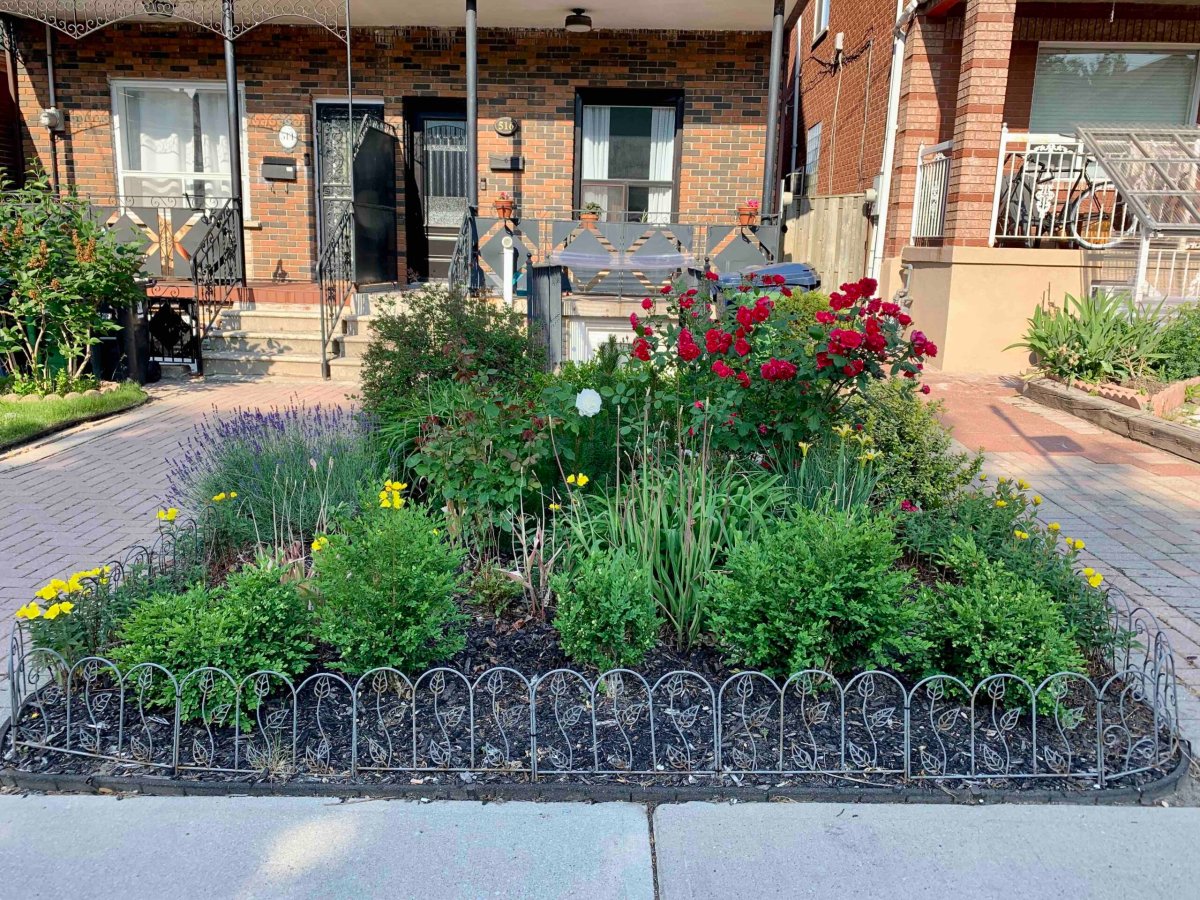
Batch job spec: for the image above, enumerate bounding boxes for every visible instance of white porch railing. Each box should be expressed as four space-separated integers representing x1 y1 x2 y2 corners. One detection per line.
910 139 952 243
988 125 1138 249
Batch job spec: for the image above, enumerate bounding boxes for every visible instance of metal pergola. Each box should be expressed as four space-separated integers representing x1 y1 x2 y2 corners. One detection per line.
1077 124 1200 301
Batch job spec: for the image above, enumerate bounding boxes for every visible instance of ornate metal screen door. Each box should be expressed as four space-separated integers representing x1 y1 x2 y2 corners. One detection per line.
417 118 469 280
315 101 384 253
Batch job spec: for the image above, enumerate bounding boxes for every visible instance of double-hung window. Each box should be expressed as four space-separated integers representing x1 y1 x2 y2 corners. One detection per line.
579 98 678 223
111 79 248 210
1029 46 1200 134
813 0 831 44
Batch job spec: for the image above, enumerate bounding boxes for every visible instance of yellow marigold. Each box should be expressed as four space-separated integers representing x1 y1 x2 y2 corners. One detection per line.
1014 530 1029 540
1048 522 1061 533
311 536 330 553
1017 479 1030 491
1032 495 1042 506
212 492 227 503
1088 572 1104 588
156 507 179 522
1083 567 1095 577
994 499 1007 508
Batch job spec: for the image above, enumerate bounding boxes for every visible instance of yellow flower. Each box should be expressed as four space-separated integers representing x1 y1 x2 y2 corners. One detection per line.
567 474 576 485
48 578 69 595
1048 522 1061 533
1088 572 1104 588
380 481 407 510
156 507 179 522
311 536 329 553
998 476 1009 486
44 604 61 621
229 491 238 499
833 424 853 440
858 450 881 465
994 500 1007 508
549 503 562 512
35 584 58 602
1017 479 1030 491
431 529 440 536
1082 567 1095 577
567 473 590 488
15 602 42 620
1014 530 1029 540
212 492 227 503
58 601 74 614
797 441 812 458
1032 495 1042 506
979 473 988 482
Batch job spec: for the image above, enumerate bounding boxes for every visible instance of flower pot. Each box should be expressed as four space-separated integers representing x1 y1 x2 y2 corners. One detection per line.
493 200 515 220
580 211 600 229
737 206 759 227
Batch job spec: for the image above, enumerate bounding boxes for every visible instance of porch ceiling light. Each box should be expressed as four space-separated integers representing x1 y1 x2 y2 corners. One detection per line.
565 8 593 33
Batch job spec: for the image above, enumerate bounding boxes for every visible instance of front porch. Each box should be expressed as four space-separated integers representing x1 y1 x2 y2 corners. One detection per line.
881 0 1200 373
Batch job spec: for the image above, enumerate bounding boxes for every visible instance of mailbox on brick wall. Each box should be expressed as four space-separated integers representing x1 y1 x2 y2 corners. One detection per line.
262 157 298 182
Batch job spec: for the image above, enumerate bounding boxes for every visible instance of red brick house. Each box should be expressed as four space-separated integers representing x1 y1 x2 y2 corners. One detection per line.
0 1 798 377
784 0 1200 372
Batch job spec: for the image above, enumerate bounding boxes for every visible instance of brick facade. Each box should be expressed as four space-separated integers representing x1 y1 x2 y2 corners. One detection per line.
787 0 898 197
8 22 770 285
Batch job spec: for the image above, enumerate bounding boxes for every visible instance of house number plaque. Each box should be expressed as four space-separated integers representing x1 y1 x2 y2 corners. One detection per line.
494 117 518 137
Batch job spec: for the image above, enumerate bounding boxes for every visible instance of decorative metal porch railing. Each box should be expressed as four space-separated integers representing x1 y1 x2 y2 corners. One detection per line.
454 210 782 300
989 128 1138 250
448 207 482 294
3 523 1182 788
911 140 952 244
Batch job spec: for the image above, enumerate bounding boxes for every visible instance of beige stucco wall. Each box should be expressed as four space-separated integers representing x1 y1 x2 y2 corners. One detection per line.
882 246 1105 374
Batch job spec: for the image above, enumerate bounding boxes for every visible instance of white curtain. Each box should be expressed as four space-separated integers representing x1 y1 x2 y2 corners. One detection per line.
196 91 231 176
582 105 610 180
648 108 675 223
121 86 231 198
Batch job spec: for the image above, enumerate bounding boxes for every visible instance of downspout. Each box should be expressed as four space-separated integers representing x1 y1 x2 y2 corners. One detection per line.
44 24 58 192
465 0 478 209
789 16 800 174
867 0 921 281
761 0 785 217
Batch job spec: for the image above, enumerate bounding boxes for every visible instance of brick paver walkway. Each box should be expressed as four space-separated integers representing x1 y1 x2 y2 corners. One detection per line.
929 374 1200 738
0 379 352 651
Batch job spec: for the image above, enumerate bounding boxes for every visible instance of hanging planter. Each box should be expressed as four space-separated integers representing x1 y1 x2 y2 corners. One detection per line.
493 193 515 220
737 200 761 227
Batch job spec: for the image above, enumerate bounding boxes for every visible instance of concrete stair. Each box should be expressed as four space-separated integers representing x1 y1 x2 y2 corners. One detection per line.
203 303 379 382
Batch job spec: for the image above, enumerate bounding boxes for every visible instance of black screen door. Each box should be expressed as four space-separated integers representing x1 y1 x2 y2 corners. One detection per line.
405 106 468 281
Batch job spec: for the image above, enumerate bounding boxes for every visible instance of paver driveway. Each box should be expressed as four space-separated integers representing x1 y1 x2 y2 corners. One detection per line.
929 374 1200 737
0 379 352 651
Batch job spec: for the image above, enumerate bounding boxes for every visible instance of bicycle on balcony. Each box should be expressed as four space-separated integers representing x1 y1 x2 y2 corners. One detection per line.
994 144 1138 250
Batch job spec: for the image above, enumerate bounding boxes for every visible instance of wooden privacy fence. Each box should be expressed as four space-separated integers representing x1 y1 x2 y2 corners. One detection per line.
783 193 870 290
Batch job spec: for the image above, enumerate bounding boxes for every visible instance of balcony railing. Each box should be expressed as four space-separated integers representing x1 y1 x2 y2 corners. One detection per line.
454 209 782 299
989 127 1138 250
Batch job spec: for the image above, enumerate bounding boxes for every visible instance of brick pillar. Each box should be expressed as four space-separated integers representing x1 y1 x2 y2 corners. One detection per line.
943 0 1015 247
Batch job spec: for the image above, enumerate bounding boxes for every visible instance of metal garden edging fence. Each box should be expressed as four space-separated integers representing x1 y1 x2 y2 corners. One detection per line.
4 525 1181 788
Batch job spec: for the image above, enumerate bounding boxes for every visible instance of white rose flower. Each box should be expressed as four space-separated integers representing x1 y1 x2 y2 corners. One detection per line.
575 388 602 418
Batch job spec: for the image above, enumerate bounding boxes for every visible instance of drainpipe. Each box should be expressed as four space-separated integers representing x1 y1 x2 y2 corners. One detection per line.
44 24 59 192
789 17 800 174
465 0 478 209
761 0 785 217
867 0 921 282
221 0 246 285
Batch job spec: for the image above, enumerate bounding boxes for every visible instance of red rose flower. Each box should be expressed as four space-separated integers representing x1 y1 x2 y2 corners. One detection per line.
705 328 733 354
632 337 651 361
736 371 752 388
629 312 640 331
704 270 719 281
831 329 864 350
815 351 832 370
897 313 912 327
733 336 752 357
900 499 919 513
680 296 695 310
920 383 931 394
660 285 672 295
780 287 793 297
857 276 878 296
712 360 734 379
677 328 701 362
841 359 865 377
760 357 798 382
815 310 836 325
735 305 755 330
641 297 654 311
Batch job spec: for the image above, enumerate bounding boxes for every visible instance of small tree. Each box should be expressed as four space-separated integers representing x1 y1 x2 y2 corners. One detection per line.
0 168 144 390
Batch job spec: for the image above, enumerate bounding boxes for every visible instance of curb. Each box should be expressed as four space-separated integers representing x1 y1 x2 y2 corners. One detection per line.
1 720 1189 807
0 391 151 458
1021 378 1200 463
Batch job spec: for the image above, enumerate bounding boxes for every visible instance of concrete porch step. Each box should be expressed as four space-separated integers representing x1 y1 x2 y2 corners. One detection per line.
215 307 324 334
204 330 326 357
331 332 373 359
203 350 328 380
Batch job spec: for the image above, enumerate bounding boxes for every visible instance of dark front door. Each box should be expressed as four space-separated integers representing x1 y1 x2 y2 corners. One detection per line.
315 100 383 254
405 105 469 282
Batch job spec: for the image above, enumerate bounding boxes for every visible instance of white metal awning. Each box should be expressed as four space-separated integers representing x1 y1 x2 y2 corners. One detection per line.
1077 125 1200 235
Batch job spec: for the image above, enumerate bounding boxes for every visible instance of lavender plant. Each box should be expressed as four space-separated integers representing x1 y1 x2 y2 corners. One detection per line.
168 404 382 553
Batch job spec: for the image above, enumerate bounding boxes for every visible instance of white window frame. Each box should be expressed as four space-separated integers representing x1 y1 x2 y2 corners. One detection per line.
110 78 251 214
813 0 831 45
804 122 822 195
1031 42 1200 135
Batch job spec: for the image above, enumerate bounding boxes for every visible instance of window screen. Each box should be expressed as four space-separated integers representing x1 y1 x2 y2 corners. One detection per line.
1030 48 1200 134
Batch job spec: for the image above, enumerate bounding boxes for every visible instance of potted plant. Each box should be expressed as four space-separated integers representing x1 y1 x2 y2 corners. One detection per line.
493 192 515 221
580 201 603 228
737 199 760 227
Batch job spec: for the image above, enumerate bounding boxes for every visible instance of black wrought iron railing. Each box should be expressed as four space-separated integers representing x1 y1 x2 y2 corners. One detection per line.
448 207 483 295
317 207 355 379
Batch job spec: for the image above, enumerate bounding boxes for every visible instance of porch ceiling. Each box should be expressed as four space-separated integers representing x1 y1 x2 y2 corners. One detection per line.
319 0 797 31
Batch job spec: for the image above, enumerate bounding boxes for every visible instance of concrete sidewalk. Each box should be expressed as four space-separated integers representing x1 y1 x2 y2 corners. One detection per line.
2 795 1199 899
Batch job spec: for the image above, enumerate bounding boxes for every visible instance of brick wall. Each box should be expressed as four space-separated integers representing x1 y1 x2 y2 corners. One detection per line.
788 0 897 197
10 22 770 284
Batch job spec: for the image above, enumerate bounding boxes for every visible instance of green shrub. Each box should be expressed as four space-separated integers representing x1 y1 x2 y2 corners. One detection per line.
552 549 660 669
708 507 927 677
470 562 525 618
772 289 831 328
1156 303 1200 382
1007 292 1166 383
360 285 545 421
919 537 1086 689
112 563 314 722
851 379 981 509
769 428 881 513
313 502 466 674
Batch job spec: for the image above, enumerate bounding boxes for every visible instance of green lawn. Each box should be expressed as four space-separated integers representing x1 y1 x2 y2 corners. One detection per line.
0 383 148 450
